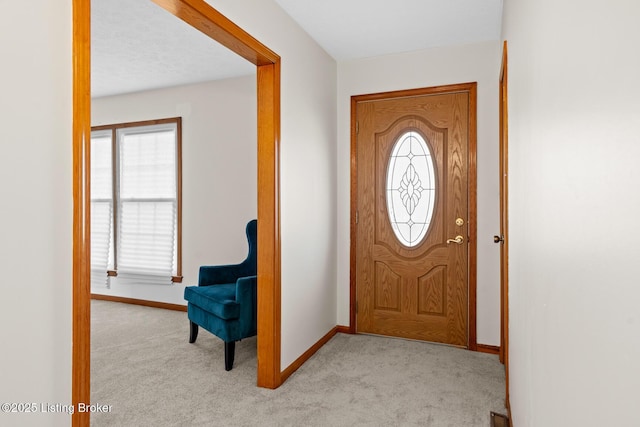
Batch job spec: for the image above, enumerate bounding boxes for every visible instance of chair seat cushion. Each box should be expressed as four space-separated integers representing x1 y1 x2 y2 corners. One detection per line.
184 284 240 320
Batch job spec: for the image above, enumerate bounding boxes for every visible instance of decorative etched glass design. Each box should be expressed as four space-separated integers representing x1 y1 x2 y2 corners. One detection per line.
386 131 436 247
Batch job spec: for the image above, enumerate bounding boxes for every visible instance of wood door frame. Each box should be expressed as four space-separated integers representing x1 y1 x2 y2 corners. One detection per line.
499 40 511 413
349 83 478 350
73 0 282 424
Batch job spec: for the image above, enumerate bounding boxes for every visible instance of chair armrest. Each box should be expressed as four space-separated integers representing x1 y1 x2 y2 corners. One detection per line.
198 263 253 286
236 276 257 337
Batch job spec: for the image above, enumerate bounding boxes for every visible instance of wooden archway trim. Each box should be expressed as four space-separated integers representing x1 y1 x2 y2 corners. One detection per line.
72 2 91 426
152 0 278 66
73 0 282 424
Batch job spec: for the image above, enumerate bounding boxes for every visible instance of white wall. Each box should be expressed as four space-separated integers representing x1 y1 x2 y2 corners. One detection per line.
205 0 338 369
336 41 502 346
0 2 73 426
92 76 257 305
502 0 640 425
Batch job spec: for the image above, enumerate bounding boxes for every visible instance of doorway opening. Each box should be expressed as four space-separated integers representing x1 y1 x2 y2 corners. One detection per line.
72 1 282 424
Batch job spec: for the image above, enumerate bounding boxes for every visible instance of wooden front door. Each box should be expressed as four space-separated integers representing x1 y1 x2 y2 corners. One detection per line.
354 83 476 347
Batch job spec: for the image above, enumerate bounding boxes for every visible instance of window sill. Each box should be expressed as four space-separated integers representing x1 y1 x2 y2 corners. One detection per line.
106 270 183 283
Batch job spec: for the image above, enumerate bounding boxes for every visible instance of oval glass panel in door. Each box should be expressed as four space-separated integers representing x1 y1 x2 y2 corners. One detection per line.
386 130 436 247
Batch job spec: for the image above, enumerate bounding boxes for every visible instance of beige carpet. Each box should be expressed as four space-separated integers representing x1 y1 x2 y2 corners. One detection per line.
91 300 506 426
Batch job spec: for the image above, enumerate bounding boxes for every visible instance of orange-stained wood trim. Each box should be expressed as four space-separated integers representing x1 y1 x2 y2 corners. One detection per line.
72 0 91 425
257 61 282 389
91 117 181 130
351 83 477 103
91 294 188 312
476 344 500 355
348 96 358 334
336 325 353 334
499 39 511 414
467 83 478 352
151 0 278 66
281 326 339 383
350 83 478 350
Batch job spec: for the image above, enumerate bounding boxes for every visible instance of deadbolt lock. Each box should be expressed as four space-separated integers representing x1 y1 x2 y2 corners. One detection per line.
455 218 464 226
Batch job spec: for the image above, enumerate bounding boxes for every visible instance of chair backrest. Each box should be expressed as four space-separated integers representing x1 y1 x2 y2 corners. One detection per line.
244 219 257 274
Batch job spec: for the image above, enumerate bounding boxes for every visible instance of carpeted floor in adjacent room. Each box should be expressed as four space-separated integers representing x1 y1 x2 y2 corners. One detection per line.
91 300 506 426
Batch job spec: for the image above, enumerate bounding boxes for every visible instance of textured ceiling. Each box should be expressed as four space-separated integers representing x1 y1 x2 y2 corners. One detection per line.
92 0 503 98
91 0 255 98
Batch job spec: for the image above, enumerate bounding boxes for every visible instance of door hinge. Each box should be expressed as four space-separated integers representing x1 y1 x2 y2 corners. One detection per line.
356 121 359 135
355 211 359 224
355 301 359 313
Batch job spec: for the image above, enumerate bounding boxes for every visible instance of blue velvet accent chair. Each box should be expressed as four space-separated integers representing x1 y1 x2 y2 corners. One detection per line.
183 219 257 371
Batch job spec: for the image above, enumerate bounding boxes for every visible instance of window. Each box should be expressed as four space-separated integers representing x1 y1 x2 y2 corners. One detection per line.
90 118 182 287
386 130 436 247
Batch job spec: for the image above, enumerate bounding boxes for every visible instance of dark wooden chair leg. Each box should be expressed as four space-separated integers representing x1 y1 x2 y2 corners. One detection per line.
224 341 236 371
189 321 199 343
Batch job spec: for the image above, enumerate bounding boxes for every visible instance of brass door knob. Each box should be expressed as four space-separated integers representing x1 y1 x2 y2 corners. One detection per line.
493 235 504 243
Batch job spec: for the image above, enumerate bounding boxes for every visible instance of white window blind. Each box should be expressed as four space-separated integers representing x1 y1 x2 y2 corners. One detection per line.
116 124 177 285
90 119 180 288
90 131 113 288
